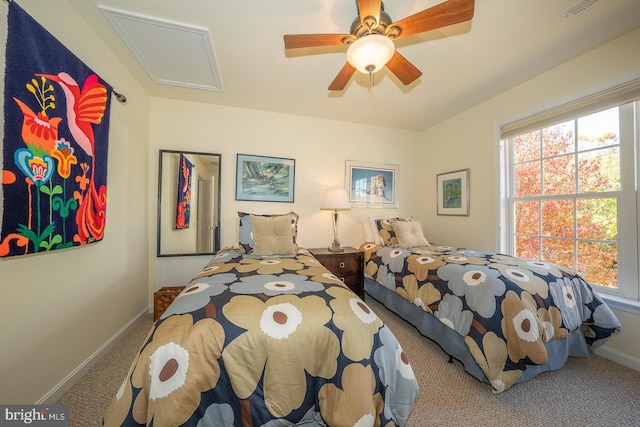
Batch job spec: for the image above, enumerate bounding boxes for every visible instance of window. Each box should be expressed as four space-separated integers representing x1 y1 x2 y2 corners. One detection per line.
500 80 640 302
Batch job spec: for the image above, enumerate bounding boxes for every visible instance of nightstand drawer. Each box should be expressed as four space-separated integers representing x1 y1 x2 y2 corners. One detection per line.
319 256 361 275
336 271 360 284
308 247 365 299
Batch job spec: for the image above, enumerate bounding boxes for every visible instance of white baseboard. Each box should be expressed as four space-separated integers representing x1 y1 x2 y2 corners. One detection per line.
595 345 640 373
38 306 151 404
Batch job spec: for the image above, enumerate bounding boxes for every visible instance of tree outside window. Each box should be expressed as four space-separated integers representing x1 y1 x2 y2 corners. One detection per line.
510 107 619 289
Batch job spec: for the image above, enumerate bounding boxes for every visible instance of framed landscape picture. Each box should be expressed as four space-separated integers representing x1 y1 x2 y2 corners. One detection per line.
236 154 295 202
437 169 469 216
346 160 398 208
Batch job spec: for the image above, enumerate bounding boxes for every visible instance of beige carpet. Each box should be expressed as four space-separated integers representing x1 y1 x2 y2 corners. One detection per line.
57 296 640 427
57 314 153 427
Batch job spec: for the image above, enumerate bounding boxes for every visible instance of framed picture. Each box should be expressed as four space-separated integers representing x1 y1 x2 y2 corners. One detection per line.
437 169 470 216
236 154 295 202
346 160 398 208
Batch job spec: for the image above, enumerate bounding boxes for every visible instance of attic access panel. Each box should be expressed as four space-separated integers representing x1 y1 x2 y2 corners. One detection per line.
99 6 223 92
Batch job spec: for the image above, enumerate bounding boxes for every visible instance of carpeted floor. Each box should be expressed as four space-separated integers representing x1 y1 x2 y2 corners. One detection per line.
57 314 154 427
57 296 640 427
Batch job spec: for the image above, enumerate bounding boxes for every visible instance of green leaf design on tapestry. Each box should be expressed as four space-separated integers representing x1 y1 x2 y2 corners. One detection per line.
52 196 77 219
40 184 63 197
55 241 74 250
41 234 62 251
25 142 46 157
16 223 55 252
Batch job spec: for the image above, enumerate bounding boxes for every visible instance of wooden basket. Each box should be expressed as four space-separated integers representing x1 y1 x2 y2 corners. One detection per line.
153 286 185 320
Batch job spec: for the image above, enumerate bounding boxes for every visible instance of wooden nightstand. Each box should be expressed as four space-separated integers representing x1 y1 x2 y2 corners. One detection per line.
309 247 364 299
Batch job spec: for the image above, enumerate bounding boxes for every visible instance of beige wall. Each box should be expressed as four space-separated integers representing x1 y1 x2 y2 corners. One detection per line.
149 99 423 288
0 1 151 403
418 27 640 369
1 1 638 406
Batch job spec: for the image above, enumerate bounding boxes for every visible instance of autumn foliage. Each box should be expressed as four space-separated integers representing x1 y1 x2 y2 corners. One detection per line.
511 109 619 289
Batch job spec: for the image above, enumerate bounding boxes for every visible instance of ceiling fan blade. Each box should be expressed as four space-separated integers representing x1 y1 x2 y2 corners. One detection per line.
328 62 356 91
389 0 474 40
357 0 381 29
386 51 422 85
284 34 350 49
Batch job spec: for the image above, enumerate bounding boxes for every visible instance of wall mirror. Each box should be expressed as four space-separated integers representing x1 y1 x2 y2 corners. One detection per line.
157 149 221 257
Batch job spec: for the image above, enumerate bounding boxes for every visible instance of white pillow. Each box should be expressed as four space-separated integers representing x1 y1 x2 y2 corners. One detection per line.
362 217 381 244
391 220 429 248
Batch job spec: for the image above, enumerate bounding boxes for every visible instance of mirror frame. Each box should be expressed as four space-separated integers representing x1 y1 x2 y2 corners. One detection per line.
157 149 221 257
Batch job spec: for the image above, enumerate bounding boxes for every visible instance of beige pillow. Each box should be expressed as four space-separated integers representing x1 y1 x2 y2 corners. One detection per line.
250 214 298 255
375 217 412 247
392 220 429 248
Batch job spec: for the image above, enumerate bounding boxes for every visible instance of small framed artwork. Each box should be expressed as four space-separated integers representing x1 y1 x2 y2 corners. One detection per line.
346 160 398 208
236 154 295 202
437 169 469 216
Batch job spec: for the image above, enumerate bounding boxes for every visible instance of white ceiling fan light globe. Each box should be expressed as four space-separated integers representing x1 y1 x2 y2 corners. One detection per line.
346 34 395 74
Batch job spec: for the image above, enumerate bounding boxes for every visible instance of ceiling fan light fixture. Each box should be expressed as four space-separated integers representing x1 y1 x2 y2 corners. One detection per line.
346 34 395 75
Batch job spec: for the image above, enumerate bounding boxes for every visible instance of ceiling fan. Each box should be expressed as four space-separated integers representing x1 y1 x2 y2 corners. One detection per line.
283 0 475 91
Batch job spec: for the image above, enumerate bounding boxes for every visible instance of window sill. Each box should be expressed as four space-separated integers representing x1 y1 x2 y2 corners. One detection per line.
600 293 640 315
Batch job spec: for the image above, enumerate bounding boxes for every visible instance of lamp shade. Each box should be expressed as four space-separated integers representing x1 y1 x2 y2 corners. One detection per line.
346 34 395 75
320 189 351 210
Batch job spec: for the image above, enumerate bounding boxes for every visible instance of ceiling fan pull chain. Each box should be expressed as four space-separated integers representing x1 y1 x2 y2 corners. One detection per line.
364 64 376 87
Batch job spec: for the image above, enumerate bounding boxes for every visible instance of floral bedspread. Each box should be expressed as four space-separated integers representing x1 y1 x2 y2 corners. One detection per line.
360 243 622 393
104 248 419 426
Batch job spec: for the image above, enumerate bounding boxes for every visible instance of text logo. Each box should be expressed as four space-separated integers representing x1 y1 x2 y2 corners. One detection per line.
0 405 68 426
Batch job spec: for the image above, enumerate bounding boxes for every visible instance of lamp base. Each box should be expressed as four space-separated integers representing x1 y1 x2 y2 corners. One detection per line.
328 241 344 252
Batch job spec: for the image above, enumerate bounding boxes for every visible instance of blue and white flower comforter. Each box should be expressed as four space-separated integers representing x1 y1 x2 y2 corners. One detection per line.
360 242 622 393
104 248 419 426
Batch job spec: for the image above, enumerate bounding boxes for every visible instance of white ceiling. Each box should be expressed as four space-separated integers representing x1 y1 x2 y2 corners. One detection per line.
67 0 640 132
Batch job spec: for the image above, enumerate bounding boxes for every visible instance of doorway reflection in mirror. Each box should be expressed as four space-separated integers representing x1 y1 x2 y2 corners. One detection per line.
158 150 221 256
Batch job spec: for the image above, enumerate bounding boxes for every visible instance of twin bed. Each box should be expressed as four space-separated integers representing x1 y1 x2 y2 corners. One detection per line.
104 212 419 427
360 217 622 393
104 212 622 426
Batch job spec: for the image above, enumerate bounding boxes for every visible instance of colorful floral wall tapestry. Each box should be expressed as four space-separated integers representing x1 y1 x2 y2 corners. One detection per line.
0 1 113 257
176 153 192 230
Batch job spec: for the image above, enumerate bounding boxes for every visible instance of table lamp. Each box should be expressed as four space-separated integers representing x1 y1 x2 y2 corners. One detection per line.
320 188 351 252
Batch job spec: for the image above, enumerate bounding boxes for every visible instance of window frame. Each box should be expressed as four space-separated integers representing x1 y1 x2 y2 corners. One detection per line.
498 81 640 310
